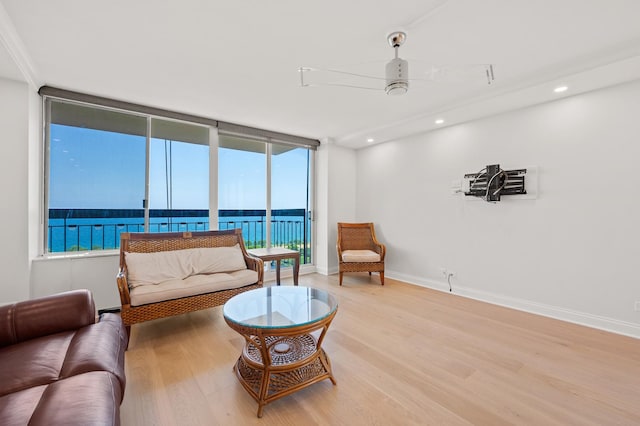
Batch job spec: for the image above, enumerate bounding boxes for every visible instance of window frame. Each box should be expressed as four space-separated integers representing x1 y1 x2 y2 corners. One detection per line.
41 89 317 263
43 98 213 254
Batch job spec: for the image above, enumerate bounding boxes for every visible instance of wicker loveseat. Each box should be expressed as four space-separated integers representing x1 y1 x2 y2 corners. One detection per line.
116 229 263 336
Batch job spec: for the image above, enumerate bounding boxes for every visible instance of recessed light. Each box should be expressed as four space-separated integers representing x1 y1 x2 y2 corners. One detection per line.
435 119 444 124
366 138 374 143
554 85 568 93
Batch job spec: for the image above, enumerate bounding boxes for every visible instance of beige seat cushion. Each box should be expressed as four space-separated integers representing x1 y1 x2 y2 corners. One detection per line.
341 249 381 263
129 269 258 306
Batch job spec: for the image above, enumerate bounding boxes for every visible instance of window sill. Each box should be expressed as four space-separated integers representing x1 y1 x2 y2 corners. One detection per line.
35 250 119 261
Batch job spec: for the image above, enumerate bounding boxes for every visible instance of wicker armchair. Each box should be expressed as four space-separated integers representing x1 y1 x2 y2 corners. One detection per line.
336 222 386 286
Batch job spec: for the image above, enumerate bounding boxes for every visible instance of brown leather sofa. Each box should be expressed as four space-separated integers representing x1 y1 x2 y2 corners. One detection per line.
0 289 127 425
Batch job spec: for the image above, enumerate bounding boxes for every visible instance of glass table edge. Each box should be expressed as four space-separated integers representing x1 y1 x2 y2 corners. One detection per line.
223 303 338 330
223 286 338 330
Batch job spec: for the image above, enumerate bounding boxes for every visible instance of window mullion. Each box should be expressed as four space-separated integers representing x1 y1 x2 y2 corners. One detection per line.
144 117 151 232
209 128 219 230
266 141 272 249
43 99 52 254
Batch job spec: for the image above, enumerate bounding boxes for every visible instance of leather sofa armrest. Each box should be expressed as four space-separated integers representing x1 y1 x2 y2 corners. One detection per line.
0 289 96 347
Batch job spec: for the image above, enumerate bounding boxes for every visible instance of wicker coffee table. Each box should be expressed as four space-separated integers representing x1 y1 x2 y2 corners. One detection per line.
223 286 338 417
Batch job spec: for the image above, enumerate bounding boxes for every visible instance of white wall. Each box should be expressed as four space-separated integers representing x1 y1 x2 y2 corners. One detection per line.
0 78 30 303
315 140 356 275
0 78 121 309
356 79 640 338
27 86 40 264
31 254 121 308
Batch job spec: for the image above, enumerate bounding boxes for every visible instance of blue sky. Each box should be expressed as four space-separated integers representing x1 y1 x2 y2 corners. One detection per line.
49 125 309 211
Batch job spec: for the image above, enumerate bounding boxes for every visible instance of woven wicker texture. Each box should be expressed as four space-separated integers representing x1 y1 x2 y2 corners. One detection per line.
237 353 330 399
339 227 378 251
236 356 264 395
337 222 385 285
116 229 263 332
124 233 242 253
245 334 317 366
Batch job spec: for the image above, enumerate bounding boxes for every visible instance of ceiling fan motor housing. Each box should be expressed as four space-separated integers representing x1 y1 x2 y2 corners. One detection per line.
385 57 409 95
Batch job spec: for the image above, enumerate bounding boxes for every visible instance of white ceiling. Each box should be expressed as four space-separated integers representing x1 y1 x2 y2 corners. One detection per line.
2 0 640 148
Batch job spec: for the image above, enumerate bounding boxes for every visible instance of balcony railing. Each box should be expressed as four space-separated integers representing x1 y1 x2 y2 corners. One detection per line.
47 208 311 264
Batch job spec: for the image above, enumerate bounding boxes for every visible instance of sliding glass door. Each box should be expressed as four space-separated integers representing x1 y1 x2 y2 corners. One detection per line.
218 136 266 248
271 144 312 265
218 135 313 265
47 102 147 251
149 118 210 232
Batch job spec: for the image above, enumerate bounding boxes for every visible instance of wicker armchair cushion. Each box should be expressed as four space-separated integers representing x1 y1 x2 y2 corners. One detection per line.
125 244 246 287
341 250 381 263
129 269 258 306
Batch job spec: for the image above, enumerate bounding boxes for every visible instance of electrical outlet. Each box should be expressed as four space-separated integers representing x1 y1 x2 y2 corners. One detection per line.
635 301 640 312
448 270 456 278
440 267 447 277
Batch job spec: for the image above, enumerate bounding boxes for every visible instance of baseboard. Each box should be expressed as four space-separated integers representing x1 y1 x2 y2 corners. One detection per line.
316 266 339 276
263 264 317 281
386 269 640 340
387 270 450 292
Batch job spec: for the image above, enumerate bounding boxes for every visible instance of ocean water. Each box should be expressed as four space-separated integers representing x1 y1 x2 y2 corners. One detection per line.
48 215 309 253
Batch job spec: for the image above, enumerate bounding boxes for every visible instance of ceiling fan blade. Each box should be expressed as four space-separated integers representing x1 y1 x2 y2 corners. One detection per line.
298 62 495 93
408 62 495 85
299 67 385 91
298 30 495 95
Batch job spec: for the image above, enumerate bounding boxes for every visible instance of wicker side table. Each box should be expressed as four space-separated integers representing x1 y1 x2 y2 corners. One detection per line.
247 247 300 286
223 286 338 417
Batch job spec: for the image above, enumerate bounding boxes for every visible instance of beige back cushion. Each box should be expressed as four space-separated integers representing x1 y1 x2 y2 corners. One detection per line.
192 245 247 274
125 244 247 287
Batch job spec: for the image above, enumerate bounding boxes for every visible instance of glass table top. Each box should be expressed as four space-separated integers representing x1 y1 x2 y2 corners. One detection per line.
223 286 338 329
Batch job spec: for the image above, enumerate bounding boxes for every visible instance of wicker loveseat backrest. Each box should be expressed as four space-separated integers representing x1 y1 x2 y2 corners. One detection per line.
119 229 247 270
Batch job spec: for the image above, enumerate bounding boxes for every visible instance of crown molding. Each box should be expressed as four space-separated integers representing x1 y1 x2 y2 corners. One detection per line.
0 2 39 88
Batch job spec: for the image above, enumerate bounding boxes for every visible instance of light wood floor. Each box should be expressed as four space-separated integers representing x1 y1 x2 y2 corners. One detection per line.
120 273 640 425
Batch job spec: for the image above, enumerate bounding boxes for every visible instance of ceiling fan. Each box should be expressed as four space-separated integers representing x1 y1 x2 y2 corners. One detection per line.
299 31 495 95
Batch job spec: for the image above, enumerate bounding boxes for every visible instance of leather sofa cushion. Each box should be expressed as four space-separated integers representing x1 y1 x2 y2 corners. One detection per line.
0 313 126 398
0 372 123 426
0 333 73 397
0 384 47 426
60 314 127 391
